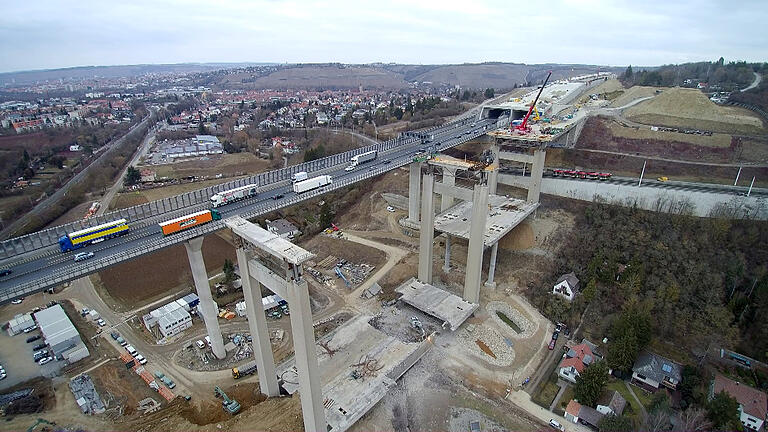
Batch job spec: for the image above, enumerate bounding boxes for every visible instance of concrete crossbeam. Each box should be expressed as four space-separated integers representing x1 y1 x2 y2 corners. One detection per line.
184 237 225 359
433 181 473 202
463 185 489 304
499 151 534 164
236 247 280 397
418 172 435 284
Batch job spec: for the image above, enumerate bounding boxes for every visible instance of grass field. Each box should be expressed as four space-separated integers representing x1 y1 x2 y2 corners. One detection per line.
151 152 269 179
138 177 247 202
605 379 641 422
531 371 560 408
496 311 523 333
109 192 149 210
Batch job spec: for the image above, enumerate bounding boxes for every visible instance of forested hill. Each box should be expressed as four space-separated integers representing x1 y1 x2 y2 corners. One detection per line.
531 202 768 363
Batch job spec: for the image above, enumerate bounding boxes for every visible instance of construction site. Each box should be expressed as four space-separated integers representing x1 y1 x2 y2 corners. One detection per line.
1 66 765 432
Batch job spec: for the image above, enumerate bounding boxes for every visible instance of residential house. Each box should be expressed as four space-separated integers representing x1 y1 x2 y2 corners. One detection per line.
631 351 683 391
710 374 767 431
140 169 156 183
564 399 604 430
266 219 301 240
553 272 580 301
559 343 596 383
596 390 627 416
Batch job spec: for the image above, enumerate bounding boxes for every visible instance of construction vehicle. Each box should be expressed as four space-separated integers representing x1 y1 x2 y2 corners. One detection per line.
159 209 221 235
232 360 258 379
657 176 669 182
513 71 552 134
335 267 351 287
214 386 241 415
293 175 332 194
27 418 56 432
410 316 426 340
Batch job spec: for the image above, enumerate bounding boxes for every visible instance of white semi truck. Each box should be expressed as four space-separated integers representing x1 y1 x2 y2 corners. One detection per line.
345 150 377 171
210 184 258 207
293 175 332 193
292 171 308 183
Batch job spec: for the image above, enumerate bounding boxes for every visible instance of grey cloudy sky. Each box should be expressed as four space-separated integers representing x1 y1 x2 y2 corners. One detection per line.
1 0 766 72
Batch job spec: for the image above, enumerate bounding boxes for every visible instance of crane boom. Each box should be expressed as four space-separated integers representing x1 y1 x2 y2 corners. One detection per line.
515 70 553 132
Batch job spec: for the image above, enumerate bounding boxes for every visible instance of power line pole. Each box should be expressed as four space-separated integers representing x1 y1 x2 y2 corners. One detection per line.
734 166 742 186
638 160 647 186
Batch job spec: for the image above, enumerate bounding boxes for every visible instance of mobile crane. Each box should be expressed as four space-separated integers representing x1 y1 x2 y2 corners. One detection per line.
513 70 553 134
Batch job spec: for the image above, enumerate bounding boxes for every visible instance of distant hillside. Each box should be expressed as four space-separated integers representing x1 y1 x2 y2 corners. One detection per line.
0 63 272 86
216 64 407 90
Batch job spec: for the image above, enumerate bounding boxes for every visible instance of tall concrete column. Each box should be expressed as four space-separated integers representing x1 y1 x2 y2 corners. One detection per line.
236 247 280 397
184 237 225 359
418 172 435 284
527 149 546 203
463 184 489 304
440 169 455 211
485 242 499 288
443 234 452 273
287 276 326 432
408 162 422 223
488 144 500 195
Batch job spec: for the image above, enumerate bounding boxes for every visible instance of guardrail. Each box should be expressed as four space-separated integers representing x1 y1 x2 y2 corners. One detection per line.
0 119 492 300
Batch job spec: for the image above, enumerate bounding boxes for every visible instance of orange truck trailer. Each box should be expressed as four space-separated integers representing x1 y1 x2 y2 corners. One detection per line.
159 209 222 236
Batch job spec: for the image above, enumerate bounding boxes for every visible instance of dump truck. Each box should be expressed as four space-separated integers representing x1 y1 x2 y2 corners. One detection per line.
293 175 332 194
232 360 258 379
159 209 221 235
210 184 258 207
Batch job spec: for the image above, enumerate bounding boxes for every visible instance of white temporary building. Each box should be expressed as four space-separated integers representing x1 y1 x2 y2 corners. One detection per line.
234 295 286 317
7 313 35 336
158 308 192 338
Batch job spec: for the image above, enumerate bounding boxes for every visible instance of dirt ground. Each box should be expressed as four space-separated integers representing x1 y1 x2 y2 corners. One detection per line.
625 87 764 134
300 235 387 271
97 232 236 312
109 192 150 210
150 153 269 180
89 360 160 417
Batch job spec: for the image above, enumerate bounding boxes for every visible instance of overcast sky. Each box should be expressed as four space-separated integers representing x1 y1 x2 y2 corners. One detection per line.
1 0 766 73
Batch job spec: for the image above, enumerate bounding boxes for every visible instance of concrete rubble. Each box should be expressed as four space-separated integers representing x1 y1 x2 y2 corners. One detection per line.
69 373 105 415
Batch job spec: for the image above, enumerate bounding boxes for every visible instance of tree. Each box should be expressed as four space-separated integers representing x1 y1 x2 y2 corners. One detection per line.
124 166 140 186
622 65 634 82
679 365 703 408
223 259 236 285
675 407 712 432
198 122 207 134
574 361 608 406
706 391 741 431
598 414 634 432
484 88 495 99
606 331 639 374
319 201 334 230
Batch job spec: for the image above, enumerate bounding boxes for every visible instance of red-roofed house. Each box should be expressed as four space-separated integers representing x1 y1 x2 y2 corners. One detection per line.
565 399 581 423
710 374 767 431
558 343 596 383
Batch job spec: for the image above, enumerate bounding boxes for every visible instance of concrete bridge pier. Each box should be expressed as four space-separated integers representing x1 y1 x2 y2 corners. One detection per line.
443 234 452 273
527 149 546 203
418 172 435 284
440 169 456 211
484 242 499 289
488 144 500 195
184 237 225 359
236 246 280 397
408 162 422 224
463 184 489 304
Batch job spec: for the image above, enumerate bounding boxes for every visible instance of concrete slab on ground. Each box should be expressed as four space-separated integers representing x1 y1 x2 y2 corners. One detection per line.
433 195 539 246
395 278 478 331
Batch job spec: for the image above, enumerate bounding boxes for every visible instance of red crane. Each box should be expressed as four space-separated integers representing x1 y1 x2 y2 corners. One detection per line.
513 70 553 133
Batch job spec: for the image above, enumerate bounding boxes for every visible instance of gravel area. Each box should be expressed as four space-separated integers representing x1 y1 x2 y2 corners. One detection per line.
486 301 537 339
450 407 506 432
174 332 257 371
369 303 443 343
457 323 515 367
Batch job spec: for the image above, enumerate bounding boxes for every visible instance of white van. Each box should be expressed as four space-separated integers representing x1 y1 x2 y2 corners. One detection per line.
125 345 137 357
195 340 206 349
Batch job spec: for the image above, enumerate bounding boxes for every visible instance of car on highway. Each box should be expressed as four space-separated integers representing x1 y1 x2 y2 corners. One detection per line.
272 193 285 200
11 298 23 305
382 160 391 164
548 339 556 350
0 268 12 277
74 252 95 262
38 356 53 365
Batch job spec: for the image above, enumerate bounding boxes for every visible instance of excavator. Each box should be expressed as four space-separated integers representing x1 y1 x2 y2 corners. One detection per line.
214 386 241 415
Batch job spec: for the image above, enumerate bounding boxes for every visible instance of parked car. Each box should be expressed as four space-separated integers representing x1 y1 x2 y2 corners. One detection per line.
0 372 6 380
74 252 95 262
110 331 120 340
38 356 53 365
33 343 46 351
0 268 12 277
97 318 106 327
23 325 38 333
552 331 559 341
195 340 205 349
386 206 395 212
33 351 48 361
548 339 556 350
549 419 565 431
26 335 41 343
116 336 127 346
135 354 147 365
11 298 23 304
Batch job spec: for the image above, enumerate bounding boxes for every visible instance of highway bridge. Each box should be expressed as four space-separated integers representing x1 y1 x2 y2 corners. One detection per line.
0 116 503 303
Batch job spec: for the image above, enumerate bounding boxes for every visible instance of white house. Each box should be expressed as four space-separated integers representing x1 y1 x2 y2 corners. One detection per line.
711 374 767 431
552 272 580 301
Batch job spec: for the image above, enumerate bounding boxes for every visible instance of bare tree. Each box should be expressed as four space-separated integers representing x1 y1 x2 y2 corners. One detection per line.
674 408 712 432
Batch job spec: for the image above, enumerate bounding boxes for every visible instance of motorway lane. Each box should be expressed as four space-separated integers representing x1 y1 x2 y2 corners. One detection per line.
0 118 497 300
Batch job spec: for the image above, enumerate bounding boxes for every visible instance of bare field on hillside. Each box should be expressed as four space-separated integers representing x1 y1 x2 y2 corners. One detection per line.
607 118 732 147
625 87 764 133
609 85 661 107
151 152 269 179
218 65 406 90
109 191 149 210
97 233 235 311
138 177 245 202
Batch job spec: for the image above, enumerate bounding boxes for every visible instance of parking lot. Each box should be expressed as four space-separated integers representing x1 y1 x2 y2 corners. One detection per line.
0 327 63 391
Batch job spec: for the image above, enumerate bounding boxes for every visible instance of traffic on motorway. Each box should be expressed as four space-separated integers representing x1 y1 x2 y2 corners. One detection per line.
0 117 499 303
